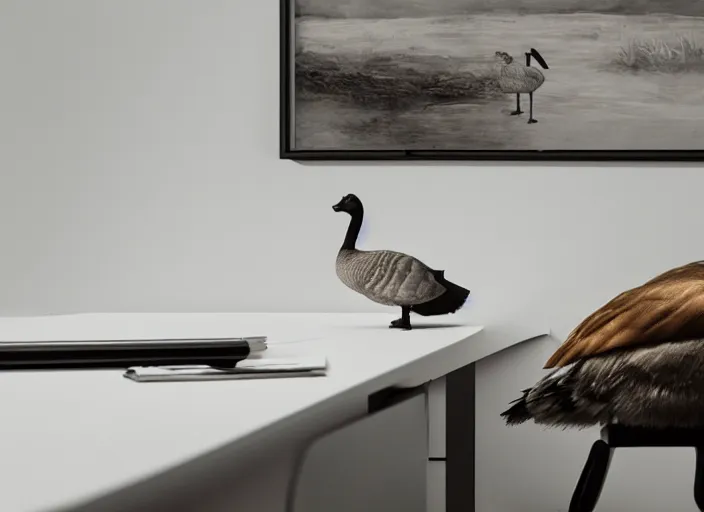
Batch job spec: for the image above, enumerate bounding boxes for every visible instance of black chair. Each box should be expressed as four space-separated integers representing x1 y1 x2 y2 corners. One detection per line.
569 424 704 512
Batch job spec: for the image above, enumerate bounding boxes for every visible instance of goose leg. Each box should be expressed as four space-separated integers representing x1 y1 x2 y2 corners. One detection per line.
528 92 538 124
390 306 412 330
510 94 523 115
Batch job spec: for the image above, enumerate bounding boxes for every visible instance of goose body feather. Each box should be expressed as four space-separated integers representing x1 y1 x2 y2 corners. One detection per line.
336 248 446 306
498 62 545 94
503 338 704 428
503 260 704 429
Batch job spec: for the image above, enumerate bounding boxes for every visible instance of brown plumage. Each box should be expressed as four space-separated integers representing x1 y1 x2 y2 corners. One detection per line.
545 260 704 368
502 260 704 429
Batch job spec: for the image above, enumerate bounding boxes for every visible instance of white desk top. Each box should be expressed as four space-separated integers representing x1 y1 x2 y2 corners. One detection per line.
0 312 544 512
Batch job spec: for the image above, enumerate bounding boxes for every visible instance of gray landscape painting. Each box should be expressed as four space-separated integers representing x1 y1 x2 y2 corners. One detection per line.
291 0 704 151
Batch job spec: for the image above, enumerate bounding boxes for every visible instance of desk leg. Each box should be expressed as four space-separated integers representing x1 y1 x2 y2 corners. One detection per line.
446 362 475 512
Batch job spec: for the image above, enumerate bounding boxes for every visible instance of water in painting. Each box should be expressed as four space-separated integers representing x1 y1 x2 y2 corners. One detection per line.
292 0 704 151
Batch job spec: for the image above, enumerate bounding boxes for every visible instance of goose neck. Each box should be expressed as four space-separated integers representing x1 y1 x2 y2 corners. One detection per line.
341 209 363 250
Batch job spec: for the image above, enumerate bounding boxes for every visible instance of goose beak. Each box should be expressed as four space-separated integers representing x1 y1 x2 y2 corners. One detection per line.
332 201 343 212
530 48 549 69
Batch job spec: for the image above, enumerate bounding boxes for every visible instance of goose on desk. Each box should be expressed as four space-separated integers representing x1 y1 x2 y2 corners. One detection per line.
332 193 470 331
495 48 549 124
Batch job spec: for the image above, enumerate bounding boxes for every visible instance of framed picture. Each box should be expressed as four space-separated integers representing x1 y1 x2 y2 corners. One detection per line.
280 0 704 161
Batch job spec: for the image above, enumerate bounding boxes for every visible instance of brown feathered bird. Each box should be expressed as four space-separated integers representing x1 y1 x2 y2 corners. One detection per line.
502 261 704 429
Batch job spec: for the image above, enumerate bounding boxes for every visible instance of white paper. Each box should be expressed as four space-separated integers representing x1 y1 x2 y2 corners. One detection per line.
124 356 328 382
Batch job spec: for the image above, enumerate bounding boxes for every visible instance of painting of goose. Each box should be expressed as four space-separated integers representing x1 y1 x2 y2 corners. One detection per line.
284 0 704 155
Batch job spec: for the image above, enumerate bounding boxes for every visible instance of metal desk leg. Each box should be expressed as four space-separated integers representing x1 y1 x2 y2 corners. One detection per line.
446 363 475 512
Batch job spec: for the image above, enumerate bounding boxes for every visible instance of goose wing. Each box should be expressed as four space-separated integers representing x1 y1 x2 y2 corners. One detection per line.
337 249 445 306
499 64 544 93
522 66 545 91
544 261 704 368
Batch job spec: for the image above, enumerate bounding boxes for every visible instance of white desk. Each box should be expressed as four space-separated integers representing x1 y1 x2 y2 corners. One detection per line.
0 313 546 512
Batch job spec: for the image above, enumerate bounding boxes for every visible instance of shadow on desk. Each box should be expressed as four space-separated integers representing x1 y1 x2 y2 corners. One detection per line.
351 323 470 330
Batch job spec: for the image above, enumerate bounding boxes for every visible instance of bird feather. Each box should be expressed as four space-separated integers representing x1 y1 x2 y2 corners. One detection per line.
545 261 704 368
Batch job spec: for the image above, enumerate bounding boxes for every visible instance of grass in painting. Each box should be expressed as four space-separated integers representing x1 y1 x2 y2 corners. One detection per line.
614 36 704 72
296 51 502 109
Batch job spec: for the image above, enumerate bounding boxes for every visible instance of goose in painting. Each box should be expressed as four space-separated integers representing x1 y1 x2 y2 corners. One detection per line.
496 48 549 124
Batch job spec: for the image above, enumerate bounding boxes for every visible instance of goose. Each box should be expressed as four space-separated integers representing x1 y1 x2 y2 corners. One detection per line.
502 260 704 429
495 48 549 124
332 194 470 330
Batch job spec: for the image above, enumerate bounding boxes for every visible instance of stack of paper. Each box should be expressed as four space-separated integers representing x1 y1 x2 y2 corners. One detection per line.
124 355 328 382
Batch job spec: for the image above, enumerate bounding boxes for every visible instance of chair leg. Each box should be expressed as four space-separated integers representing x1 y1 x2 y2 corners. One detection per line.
694 446 704 511
569 440 613 512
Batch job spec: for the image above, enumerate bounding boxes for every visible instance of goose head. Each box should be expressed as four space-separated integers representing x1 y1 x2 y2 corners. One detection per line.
332 194 363 215
494 51 513 65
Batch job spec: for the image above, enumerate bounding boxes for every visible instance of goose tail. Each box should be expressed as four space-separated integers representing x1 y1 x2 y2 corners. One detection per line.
413 270 470 316
501 364 604 428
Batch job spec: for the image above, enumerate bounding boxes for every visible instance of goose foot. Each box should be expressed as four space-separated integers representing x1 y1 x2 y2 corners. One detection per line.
390 318 412 330
390 306 412 330
528 118 538 124
510 110 523 116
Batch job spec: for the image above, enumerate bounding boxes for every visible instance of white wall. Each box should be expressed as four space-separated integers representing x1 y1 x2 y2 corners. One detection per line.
2 1 703 511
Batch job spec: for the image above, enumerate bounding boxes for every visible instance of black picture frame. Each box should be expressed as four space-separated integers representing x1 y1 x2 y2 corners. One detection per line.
280 0 704 162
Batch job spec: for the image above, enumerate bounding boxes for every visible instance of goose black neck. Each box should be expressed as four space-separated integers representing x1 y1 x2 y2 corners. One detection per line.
341 208 363 250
